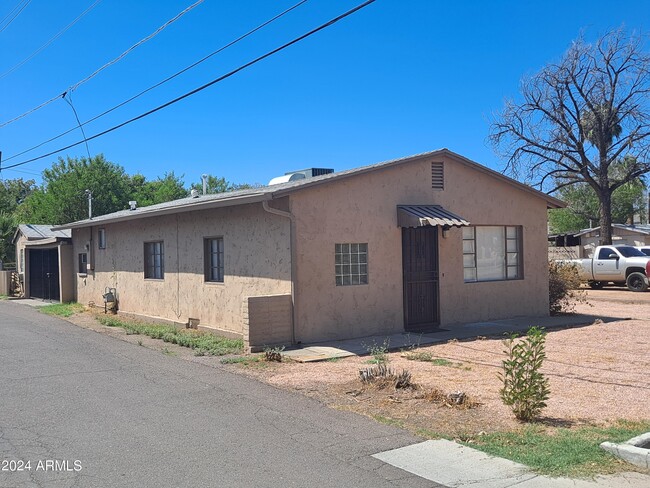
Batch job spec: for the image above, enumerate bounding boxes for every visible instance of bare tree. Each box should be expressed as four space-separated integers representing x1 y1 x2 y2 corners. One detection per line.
491 29 650 244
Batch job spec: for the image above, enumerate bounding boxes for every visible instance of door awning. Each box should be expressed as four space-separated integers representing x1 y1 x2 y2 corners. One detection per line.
397 205 470 228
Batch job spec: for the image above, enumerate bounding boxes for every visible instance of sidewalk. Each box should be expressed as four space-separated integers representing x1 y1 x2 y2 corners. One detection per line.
283 312 609 362
373 439 650 488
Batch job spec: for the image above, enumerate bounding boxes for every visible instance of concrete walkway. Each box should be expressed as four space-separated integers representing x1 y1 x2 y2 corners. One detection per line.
373 440 650 488
283 313 609 362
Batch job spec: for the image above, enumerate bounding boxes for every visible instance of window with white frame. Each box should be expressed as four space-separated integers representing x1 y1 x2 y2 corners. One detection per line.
335 243 368 286
204 237 224 283
144 241 164 279
463 226 522 282
98 228 106 249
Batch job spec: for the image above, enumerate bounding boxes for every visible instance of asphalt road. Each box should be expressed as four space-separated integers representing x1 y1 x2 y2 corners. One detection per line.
0 301 442 488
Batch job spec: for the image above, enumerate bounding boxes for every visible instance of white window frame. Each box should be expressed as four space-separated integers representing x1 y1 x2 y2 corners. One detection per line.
335 243 368 286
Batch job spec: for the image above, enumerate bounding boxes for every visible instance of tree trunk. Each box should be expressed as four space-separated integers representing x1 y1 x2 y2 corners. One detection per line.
599 190 613 245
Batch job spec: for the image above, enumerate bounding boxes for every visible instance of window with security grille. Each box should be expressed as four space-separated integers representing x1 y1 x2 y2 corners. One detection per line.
204 237 224 283
144 241 164 279
335 243 368 286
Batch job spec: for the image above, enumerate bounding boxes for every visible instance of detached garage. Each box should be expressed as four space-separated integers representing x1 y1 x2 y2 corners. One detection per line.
13 224 74 302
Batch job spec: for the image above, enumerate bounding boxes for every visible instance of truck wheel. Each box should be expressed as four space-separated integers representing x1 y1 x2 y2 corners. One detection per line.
626 272 648 292
588 281 605 289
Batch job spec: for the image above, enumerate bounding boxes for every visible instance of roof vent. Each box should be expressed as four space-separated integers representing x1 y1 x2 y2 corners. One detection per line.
128 201 137 211
190 189 200 198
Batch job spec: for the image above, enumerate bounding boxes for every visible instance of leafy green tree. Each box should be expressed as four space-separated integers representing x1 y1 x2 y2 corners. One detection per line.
491 29 650 245
0 178 36 214
549 176 647 233
189 175 257 195
17 155 132 224
130 172 188 207
0 211 17 264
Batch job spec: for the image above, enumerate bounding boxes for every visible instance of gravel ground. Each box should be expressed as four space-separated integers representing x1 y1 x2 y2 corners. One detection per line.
232 287 650 434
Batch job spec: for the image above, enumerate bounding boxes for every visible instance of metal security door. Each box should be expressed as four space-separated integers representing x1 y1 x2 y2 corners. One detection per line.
402 226 440 331
28 248 60 301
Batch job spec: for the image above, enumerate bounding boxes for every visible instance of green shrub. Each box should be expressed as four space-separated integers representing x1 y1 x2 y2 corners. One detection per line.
499 326 550 422
549 261 585 314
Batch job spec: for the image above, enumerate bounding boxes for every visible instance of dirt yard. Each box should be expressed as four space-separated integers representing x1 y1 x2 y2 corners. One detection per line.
226 288 650 438
65 288 649 439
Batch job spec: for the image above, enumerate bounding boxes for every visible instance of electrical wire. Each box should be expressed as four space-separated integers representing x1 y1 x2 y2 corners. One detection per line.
0 0 102 81
1 0 377 171
0 0 205 128
0 0 31 33
2 0 309 163
63 93 92 160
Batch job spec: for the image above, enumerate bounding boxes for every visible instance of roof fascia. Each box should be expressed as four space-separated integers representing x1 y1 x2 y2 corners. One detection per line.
53 192 272 230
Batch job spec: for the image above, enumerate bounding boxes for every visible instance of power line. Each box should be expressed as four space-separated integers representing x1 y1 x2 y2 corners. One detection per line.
0 0 31 33
1 0 377 171
63 93 92 160
0 0 102 81
0 0 205 128
2 0 309 163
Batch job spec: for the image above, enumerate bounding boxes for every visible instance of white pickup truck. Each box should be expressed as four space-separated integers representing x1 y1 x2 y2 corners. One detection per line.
560 245 650 292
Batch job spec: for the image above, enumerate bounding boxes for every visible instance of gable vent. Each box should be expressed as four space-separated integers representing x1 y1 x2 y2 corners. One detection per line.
431 162 444 190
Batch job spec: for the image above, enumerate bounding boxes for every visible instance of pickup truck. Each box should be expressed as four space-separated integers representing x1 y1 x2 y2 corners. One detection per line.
559 245 650 292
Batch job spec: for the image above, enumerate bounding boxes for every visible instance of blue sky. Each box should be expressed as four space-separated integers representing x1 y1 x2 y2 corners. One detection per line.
1 0 649 187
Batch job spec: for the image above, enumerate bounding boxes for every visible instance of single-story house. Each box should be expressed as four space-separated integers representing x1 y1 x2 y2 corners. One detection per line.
54 149 564 350
12 224 74 302
574 224 650 258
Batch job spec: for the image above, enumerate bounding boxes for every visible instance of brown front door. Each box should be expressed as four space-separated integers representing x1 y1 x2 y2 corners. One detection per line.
402 226 440 331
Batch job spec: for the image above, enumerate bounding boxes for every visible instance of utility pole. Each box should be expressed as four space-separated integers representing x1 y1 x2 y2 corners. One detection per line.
85 189 92 219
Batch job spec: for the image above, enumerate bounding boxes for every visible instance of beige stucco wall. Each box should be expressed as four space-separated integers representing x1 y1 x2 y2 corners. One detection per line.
72 202 291 336
58 243 74 302
290 154 551 343
580 230 650 258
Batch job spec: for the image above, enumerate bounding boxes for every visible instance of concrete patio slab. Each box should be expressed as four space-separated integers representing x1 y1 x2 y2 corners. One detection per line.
283 313 600 362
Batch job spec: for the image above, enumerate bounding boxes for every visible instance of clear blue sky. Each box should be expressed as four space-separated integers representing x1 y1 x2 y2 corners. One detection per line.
1 0 649 187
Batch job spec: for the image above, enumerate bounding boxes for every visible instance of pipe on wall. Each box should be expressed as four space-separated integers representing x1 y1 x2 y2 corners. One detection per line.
262 199 297 344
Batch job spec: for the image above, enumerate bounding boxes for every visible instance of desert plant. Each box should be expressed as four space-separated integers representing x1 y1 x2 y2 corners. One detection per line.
549 261 586 314
363 338 390 364
499 327 550 422
263 345 284 362
359 364 414 389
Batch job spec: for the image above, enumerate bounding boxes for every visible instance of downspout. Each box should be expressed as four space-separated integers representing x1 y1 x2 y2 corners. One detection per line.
262 199 297 344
